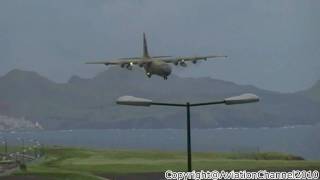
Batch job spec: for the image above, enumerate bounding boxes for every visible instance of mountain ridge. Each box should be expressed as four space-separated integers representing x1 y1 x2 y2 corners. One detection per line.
0 68 319 130
301 80 320 103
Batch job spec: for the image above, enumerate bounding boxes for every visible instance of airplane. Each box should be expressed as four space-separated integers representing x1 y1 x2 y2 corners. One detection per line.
86 33 227 80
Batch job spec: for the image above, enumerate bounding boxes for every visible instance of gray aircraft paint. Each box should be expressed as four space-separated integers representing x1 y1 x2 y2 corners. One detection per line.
141 34 171 78
86 33 225 80
144 60 171 78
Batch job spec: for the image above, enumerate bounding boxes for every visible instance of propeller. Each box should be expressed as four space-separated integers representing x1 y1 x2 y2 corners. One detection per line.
126 62 133 70
180 60 187 67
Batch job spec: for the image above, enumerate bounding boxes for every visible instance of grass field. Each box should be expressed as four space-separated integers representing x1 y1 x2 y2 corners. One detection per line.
5 147 320 180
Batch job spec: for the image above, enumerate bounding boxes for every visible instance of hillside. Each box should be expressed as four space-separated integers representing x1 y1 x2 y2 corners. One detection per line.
302 80 320 103
0 68 319 130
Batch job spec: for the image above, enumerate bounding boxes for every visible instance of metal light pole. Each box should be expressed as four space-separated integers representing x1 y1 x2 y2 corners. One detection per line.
17 137 25 164
29 139 40 159
33 145 37 158
116 93 259 172
186 103 191 171
1 138 7 158
4 138 7 157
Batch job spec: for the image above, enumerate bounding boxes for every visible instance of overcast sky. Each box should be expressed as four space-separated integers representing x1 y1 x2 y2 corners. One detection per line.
0 0 319 92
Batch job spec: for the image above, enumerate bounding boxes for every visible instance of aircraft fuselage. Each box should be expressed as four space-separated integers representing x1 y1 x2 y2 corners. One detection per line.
86 32 226 80
144 59 171 79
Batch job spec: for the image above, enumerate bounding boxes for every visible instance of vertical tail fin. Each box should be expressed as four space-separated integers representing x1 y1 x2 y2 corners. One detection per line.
143 32 150 58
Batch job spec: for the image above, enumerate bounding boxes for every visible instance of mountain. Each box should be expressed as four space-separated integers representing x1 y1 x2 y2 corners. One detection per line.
302 80 320 103
0 68 319 130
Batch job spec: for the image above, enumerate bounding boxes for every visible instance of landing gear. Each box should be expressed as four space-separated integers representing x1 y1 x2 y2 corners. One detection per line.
146 72 152 78
163 76 168 80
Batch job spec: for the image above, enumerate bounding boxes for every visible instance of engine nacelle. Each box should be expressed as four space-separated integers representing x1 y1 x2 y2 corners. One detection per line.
126 63 133 70
180 61 187 67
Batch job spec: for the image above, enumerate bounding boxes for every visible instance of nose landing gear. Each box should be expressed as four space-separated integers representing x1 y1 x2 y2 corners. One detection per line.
146 72 168 80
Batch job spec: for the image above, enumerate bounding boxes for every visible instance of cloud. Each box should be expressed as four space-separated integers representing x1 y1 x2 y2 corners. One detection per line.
0 0 319 92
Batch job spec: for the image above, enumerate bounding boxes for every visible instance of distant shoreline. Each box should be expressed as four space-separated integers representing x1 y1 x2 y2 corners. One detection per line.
1 123 319 133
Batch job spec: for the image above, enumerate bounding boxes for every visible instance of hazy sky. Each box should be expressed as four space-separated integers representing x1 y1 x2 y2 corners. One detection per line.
0 0 319 92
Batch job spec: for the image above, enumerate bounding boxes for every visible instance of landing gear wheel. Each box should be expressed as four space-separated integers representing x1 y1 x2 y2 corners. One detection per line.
146 73 152 78
163 76 168 80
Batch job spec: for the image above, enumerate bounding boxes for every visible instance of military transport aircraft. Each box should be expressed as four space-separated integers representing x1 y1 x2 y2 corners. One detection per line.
86 33 227 80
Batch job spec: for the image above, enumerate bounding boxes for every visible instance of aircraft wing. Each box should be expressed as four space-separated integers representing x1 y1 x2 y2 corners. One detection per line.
119 56 171 60
163 55 227 65
85 59 151 67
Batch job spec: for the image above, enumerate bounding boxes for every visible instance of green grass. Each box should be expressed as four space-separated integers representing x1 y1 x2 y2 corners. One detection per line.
7 147 320 180
0 145 22 153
